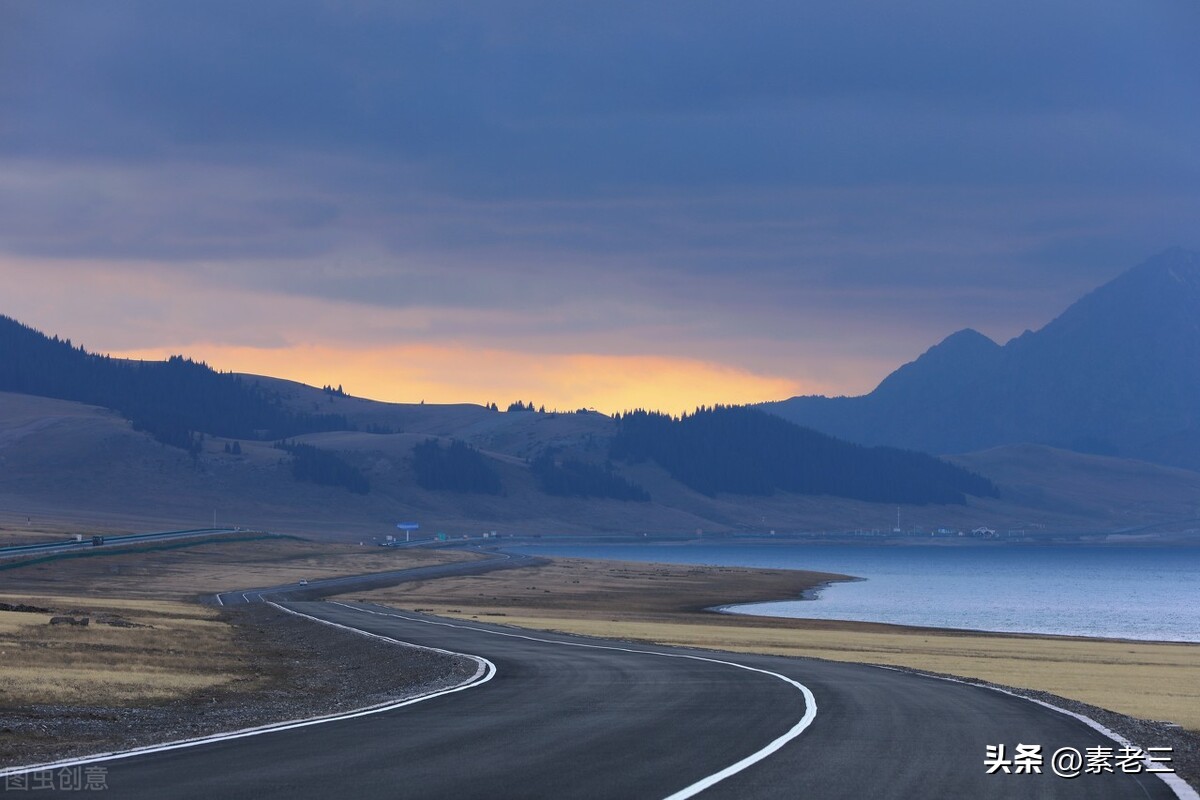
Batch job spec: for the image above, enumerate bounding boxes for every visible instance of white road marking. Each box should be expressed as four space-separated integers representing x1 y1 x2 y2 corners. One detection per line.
0 603 496 780
875 667 1197 800
331 602 818 800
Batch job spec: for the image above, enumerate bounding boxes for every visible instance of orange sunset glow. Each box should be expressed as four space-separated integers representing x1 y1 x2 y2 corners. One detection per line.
109 343 812 417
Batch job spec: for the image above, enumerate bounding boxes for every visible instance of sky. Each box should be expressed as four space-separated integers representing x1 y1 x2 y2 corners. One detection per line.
2 1 1198 414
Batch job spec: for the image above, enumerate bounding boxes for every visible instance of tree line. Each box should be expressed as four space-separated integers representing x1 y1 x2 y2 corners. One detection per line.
0 315 350 450
530 453 650 501
274 440 370 494
504 400 590 415
610 406 997 504
412 439 503 494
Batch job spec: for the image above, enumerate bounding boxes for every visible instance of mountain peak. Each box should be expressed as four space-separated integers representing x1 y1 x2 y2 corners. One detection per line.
765 249 1200 466
902 327 998 368
937 328 998 351
871 327 999 399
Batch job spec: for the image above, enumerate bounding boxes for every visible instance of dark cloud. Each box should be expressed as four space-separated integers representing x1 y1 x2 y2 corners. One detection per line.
1 0 1198 391
6 2 1197 178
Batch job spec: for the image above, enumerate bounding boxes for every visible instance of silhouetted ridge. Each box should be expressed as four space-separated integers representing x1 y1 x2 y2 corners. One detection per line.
0 315 349 449
871 328 999 400
763 249 1200 469
611 406 996 504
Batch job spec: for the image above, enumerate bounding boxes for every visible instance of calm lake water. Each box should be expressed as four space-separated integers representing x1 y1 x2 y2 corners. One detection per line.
508 542 1200 642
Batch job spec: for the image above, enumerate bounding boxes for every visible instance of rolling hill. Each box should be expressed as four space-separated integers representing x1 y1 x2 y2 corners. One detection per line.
0 314 998 511
1 384 1198 540
2 296 1199 539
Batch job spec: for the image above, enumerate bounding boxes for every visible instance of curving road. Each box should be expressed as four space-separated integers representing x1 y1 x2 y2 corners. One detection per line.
6 594 1188 799
0 527 239 561
213 549 542 606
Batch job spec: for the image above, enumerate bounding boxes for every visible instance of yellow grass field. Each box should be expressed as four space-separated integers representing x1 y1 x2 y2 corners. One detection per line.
0 538 475 708
0 595 245 706
349 557 1200 732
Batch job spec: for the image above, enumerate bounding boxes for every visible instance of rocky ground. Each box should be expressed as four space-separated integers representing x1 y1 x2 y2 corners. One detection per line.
0 603 476 769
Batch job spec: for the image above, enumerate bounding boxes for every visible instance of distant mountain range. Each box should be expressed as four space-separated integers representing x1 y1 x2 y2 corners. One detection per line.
762 248 1200 471
0 313 995 507
5 302 1200 536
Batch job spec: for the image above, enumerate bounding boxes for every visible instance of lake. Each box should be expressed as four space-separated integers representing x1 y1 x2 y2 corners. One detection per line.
508 542 1200 642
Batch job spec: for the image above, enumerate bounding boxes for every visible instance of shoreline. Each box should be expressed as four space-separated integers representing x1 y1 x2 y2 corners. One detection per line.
346 554 1200 735
715 607 1200 647
709 573 860 614
711 598 1200 647
508 532 1200 548
504 542 1200 644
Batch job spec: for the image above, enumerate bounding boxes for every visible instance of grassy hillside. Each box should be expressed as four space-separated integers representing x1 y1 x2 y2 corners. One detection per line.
3 390 1199 539
949 444 1200 532
0 315 1021 517
0 316 349 449
246 373 614 457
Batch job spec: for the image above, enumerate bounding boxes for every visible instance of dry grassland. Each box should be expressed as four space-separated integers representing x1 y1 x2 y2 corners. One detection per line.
0 536 477 600
349 557 1200 732
0 537 475 711
352 557 848 615
0 509 123 546
0 530 70 546
0 595 244 706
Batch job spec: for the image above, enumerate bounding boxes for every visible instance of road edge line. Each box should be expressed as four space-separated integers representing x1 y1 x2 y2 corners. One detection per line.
876 667 1198 800
0 602 497 779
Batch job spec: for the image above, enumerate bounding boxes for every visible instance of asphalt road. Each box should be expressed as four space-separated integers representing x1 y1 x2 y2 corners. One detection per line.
9 598 1186 799
0 527 238 561
213 549 543 605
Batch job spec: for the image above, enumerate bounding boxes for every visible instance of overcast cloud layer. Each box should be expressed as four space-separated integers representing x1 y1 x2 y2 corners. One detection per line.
2 1 1198 411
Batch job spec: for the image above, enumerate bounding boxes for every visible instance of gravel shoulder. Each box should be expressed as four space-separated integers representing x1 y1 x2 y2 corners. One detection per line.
0 603 475 769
